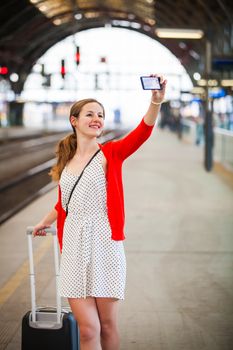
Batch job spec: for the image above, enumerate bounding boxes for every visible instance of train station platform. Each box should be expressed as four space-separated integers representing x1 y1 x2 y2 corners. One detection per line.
0 127 232 350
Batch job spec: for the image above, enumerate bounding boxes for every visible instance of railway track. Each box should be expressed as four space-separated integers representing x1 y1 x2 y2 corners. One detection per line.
0 133 68 161
0 129 128 224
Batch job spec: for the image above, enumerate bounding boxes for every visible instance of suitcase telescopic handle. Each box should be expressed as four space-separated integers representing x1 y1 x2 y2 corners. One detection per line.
26 226 62 325
26 226 57 236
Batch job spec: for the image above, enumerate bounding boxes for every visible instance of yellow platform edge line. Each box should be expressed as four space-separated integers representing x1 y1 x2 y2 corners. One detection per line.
214 161 233 190
0 237 53 306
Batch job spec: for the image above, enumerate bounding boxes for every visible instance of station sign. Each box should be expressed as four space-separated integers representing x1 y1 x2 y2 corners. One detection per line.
212 56 233 71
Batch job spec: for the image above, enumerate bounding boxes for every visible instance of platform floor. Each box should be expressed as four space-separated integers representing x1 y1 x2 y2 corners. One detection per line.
0 128 233 350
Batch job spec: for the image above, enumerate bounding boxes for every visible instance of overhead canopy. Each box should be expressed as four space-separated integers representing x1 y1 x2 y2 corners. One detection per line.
0 0 232 93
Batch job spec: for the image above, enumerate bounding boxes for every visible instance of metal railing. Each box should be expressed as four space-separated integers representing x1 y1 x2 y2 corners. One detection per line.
214 127 233 170
180 119 233 170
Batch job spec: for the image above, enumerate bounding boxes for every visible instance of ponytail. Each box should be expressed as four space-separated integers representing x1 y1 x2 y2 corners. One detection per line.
49 133 77 181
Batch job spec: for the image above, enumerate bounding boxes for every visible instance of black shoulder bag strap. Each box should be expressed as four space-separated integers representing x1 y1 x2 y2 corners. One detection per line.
65 148 101 216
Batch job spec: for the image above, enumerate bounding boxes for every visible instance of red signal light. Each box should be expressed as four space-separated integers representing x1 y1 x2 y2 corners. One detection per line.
100 57 107 63
0 66 8 75
75 47 80 66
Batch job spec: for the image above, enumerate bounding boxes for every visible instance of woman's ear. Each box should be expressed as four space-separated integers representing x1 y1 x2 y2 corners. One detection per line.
70 115 77 128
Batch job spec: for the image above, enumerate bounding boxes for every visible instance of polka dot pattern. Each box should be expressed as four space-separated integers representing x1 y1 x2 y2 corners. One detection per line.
58 151 126 300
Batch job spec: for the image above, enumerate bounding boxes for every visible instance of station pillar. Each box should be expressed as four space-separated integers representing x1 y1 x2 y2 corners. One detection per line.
204 40 214 171
8 101 24 126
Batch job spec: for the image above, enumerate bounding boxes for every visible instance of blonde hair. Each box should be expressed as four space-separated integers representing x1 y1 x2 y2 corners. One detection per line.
49 98 105 181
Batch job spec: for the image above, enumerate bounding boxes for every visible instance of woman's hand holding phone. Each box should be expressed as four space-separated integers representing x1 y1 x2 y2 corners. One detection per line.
151 74 167 104
140 74 167 105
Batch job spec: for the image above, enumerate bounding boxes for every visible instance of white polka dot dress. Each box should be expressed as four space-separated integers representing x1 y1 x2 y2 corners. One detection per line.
59 151 126 300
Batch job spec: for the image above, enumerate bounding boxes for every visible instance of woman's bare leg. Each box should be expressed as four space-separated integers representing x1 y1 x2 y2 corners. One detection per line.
96 298 120 350
68 297 101 350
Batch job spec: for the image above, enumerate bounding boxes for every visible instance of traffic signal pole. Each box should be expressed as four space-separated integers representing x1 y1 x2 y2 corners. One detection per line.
61 59 66 79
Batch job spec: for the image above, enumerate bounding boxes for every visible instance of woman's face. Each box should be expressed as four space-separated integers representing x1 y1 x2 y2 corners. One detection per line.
72 102 105 138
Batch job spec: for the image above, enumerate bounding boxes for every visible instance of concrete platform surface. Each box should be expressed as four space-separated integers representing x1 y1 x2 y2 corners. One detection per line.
0 128 232 350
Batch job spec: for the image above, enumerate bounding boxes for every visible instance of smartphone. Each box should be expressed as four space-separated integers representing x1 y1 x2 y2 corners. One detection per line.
140 76 162 90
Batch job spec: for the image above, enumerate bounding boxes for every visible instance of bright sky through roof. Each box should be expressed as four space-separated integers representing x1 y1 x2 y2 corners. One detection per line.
23 27 193 127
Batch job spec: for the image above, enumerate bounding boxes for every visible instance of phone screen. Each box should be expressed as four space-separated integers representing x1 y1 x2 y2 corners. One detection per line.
140 76 161 90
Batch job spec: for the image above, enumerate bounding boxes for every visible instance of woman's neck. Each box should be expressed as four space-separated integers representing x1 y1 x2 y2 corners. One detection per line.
75 135 99 158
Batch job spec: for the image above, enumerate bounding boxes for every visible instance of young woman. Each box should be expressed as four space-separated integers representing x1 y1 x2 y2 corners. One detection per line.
33 74 167 350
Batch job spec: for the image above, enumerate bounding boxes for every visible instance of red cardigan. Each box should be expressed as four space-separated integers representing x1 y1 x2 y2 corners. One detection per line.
55 117 154 251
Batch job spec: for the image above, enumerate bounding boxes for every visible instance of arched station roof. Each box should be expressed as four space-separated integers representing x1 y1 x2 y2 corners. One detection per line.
0 0 233 93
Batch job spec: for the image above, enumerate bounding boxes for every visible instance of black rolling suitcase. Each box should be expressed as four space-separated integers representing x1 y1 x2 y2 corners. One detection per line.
21 226 80 350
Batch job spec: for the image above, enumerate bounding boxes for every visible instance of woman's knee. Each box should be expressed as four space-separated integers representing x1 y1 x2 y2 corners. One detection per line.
101 319 118 338
68 297 101 343
79 323 101 343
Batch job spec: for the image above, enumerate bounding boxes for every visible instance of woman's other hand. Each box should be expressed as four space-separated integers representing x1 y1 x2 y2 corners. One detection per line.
32 223 50 237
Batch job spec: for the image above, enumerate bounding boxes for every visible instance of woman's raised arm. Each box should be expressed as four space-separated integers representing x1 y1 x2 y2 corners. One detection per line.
143 74 167 126
113 74 167 160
